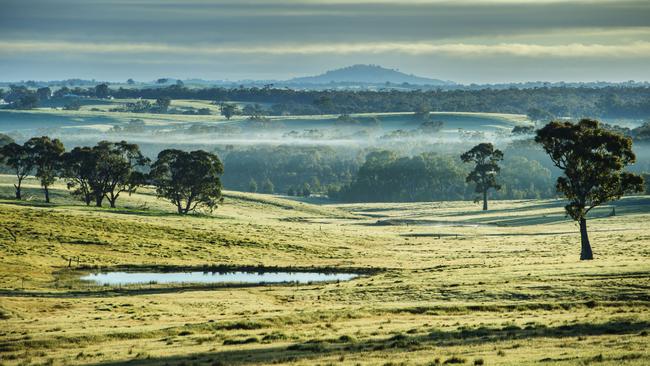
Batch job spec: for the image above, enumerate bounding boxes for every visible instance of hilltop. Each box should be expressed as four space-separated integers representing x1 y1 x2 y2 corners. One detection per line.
287 64 454 86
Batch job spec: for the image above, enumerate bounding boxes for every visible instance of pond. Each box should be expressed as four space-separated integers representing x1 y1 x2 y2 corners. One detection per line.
80 271 359 286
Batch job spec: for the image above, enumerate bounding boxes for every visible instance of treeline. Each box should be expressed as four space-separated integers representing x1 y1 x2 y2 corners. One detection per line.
103 85 650 119
216 144 557 202
1 130 646 207
331 151 555 202
3 83 650 119
220 146 360 196
0 135 224 214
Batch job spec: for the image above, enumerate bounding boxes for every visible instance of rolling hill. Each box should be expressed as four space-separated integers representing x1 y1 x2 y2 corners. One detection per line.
287 64 454 86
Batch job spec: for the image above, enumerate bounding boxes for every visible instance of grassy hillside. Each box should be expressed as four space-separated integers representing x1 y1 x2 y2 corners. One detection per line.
0 175 648 365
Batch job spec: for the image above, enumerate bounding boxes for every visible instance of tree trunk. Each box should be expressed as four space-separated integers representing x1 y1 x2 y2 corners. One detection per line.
579 218 593 260
95 193 104 207
44 186 50 203
482 190 488 211
108 192 119 208
14 183 21 200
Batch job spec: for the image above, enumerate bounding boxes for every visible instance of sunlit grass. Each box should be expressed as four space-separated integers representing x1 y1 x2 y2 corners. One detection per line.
0 174 648 365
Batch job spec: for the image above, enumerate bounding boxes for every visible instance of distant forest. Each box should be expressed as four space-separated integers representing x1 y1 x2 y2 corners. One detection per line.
107 85 650 119
4 84 650 119
217 142 563 202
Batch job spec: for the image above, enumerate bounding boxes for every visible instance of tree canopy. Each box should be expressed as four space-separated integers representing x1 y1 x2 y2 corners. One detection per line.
535 119 644 260
24 136 65 203
93 141 149 208
460 143 503 211
150 149 224 214
62 141 149 207
0 142 33 200
220 103 238 120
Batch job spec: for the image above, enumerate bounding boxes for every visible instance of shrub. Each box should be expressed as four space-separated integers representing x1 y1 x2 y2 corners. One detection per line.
444 356 466 364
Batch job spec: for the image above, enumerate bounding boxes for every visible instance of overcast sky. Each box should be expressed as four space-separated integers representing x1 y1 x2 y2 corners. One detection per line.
1 0 649 83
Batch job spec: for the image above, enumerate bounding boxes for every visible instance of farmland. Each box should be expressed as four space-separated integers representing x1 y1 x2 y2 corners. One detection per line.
0 99 528 143
3 0 650 364
0 176 648 365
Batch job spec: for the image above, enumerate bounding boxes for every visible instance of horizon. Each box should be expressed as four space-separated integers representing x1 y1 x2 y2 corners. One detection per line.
2 63 649 86
2 0 650 83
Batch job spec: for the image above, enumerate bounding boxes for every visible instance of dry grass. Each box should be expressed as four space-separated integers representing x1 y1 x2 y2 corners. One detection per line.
0 175 648 365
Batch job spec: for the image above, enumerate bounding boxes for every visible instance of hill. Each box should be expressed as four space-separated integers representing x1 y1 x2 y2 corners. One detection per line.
287 64 454 86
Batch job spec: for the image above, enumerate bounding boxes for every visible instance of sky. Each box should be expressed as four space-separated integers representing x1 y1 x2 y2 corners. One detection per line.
1 0 649 84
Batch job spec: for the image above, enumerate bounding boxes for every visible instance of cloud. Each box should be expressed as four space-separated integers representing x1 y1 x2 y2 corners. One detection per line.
1 0 648 81
2 40 650 58
2 0 649 45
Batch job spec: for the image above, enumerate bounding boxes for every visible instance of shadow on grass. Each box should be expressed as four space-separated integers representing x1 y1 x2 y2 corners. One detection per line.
0 196 215 219
0 282 337 299
102 208 200 218
378 196 650 228
432 199 566 219
0 199 58 208
0 198 181 217
81 320 650 366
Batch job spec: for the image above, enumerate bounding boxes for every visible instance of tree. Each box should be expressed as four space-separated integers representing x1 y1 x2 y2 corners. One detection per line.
301 182 311 197
511 125 535 135
95 83 109 99
24 136 65 203
4 85 31 103
36 87 52 101
261 178 274 194
155 97 171 113
243 103 266 120
53 86 71 98
150 149 224 214
220 103 238 120
93 141 149 208
127 78 135 85
248 178 258 193
61 141 148 207
63 100 81 110
461 143 503 211
535 119 644 260
0 142 33 199
62 146 96 205
14 95 39 109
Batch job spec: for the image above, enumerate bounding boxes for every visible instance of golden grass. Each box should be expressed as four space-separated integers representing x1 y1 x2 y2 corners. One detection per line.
0 175 648 365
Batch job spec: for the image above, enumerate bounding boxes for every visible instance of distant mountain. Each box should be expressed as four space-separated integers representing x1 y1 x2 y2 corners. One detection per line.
287 64 454 86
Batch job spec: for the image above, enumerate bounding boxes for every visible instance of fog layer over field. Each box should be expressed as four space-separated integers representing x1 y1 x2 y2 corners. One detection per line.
1 108 648 202
0 109 530 153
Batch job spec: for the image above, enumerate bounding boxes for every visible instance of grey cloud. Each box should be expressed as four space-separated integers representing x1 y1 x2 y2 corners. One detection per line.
2 0 649 44
1 0 649 82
